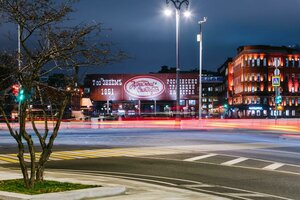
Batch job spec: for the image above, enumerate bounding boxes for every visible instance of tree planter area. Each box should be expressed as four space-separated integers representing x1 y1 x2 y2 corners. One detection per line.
0 179 98 195
0 178 125 200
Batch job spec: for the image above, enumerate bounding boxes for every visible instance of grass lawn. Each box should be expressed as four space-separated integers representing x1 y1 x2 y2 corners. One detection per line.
0 179 98 195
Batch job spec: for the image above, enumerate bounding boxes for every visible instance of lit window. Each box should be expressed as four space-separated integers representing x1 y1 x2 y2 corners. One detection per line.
257 97 260 104
263 110 267 116
286 58 289 67
257 74 260 82
286 110 289 116
257 110 261 116
189 100 196 106
252 59 255 67
298 59 300 68
179 100 185 106
263 58 267 66
292 59 295 67
257 59 260 66
263 98 267 104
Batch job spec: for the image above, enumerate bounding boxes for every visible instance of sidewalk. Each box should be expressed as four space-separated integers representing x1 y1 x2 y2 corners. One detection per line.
0 167 228 200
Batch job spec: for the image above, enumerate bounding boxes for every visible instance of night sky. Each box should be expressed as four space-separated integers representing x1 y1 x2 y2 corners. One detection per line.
1 0 300 75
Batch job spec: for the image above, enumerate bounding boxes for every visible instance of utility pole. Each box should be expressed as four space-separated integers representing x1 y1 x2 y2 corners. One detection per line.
197 17 207 120
273 58 281 123
166 0 189 120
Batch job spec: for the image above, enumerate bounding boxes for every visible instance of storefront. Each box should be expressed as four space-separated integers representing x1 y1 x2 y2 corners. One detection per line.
228 105 269 118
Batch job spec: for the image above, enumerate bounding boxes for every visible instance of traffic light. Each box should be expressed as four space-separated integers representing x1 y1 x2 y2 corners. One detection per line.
12 84 20 96
223 104 228 109
276 95 282 104
17 88 25 102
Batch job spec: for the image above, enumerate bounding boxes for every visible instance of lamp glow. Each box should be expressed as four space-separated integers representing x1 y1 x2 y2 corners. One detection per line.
183 10 191 18
164 9 172 16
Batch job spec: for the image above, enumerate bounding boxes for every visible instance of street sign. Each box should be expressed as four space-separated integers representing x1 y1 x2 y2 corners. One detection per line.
274 68 280 76
272 76 280 87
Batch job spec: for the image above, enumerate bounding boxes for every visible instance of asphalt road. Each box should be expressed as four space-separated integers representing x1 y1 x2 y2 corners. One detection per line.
46 156 300 200
1 128 300 199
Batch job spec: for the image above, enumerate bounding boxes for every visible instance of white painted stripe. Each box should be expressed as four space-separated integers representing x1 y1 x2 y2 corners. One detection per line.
226 193 267 197
222 157 248 166
263 163 284 170
184 154 217 162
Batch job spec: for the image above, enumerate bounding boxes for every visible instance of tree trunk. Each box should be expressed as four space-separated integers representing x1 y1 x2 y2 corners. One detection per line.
35 97 68 181
36 149 51 182
17 141 30 188
18 101 32 188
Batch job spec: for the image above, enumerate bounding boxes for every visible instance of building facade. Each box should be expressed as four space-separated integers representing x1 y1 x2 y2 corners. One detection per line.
83 73 224 118
228 45 300 118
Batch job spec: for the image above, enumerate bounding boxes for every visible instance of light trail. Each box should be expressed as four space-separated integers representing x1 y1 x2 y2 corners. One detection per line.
3 119 298 134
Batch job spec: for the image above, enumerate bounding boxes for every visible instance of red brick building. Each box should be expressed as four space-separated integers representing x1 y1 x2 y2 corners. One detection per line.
228 45 300 118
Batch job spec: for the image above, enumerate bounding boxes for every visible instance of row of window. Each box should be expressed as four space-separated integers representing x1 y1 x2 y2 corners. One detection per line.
241 85 300 93
179 99 220 107
232 110 298 117
233 97 300 105
243 74 300 82
243 57 300 68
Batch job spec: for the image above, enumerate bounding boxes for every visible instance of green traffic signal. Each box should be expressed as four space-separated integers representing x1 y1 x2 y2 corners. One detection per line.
18 89 25 102
224 104 228 109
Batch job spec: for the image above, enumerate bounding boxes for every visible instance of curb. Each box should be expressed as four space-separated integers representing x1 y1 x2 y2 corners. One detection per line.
0 186 126 200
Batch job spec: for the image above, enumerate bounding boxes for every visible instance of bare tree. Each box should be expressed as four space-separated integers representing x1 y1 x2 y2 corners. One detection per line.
0 0 125 188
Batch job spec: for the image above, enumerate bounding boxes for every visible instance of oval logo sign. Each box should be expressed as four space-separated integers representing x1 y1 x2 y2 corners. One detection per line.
124 76 165 98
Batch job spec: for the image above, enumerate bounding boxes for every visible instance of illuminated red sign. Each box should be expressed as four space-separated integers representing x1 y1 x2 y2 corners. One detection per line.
124 76 165 98
86 74 204 101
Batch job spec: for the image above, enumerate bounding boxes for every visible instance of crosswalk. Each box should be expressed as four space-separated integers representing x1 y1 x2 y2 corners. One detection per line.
1 147 300 175
0 147 186 164
151 153 300 175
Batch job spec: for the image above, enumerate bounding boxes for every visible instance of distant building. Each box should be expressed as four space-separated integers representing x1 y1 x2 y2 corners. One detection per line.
83 71 224 118
227 45 300 118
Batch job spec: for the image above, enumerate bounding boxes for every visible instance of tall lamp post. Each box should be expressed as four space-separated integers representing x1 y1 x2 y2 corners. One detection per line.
197 17 207 120
165 0 190 120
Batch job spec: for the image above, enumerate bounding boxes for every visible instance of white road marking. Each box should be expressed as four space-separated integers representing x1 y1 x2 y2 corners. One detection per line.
222 157 248 166
184 154 217 162
226 193 267 197
263 163 285 170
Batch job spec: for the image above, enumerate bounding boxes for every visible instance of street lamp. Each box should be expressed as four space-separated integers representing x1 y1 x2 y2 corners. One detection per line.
197 17 207 120
165 0 190 120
